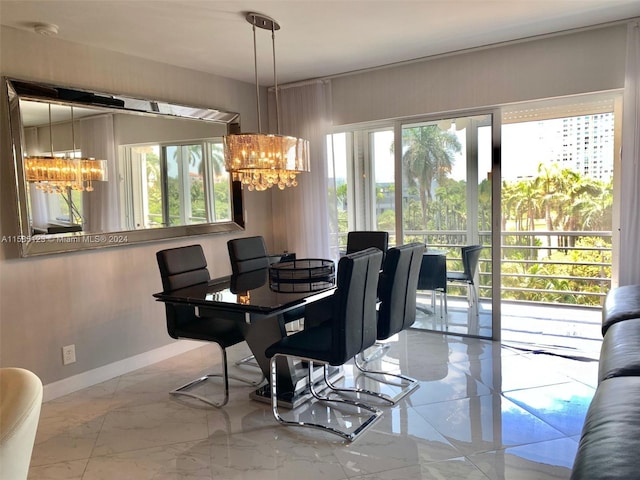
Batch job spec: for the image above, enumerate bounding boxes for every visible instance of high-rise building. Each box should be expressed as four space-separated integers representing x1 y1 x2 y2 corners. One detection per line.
556 113 614 181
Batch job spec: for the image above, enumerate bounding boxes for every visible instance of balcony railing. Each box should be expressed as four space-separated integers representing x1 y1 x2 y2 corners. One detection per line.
337 229 612 308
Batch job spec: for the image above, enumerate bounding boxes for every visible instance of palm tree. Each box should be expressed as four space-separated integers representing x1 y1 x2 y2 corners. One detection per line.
573 179 612 230
534 163 565 232
435 178 466 237
209 143 226 181
478 178 492 232
512 179 538 232
401 125 461 226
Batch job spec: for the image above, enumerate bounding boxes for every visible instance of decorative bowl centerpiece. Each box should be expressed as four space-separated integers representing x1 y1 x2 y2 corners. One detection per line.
269 258 335 293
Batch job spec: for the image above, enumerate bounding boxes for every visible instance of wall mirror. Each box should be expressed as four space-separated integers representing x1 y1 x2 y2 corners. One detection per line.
4 77 244 257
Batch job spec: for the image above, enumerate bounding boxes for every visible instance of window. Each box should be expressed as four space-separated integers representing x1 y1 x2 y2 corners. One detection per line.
122 139 230 229
327 128 395 250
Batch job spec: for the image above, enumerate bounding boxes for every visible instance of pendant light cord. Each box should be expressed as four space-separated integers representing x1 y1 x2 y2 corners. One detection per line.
272 24 280 134
251 13 280 135
48 104 54 156
70 105 77 156
252 20 262 133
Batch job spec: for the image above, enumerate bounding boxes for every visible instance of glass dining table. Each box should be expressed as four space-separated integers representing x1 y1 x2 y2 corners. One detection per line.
153 265 337 408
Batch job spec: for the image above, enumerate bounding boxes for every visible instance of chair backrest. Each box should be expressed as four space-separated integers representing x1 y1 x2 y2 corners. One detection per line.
462 245 484 282
417 252 447 291
156 244 210 339
156 244 210 291
346 231 389 256
377 243 425 340
227 236 270 274
329 247 384 365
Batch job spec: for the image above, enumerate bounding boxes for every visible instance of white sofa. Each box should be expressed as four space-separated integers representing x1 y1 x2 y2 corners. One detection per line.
0 368 43 480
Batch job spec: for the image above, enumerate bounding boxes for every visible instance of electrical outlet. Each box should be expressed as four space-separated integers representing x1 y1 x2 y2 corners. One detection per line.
62 344 76 365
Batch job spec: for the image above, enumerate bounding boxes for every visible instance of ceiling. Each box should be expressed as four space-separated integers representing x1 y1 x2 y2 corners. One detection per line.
2 1 640 86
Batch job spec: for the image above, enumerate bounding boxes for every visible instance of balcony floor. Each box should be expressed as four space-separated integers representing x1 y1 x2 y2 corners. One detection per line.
414 293 602 361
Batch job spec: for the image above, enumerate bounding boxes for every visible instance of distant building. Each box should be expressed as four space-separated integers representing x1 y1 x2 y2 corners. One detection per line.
502 113 615 182
555 113 614 182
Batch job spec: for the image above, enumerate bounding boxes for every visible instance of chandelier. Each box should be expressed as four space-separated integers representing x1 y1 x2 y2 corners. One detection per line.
223 12 310 191
24 104 107 193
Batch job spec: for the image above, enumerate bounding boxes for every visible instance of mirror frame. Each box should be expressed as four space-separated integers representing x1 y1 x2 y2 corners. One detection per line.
3 77 245 257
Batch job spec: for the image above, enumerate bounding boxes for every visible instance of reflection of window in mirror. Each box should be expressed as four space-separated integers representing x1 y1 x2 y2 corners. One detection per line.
122 140 230 229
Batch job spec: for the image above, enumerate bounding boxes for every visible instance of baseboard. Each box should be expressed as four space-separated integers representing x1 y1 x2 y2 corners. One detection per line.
42 340 202 402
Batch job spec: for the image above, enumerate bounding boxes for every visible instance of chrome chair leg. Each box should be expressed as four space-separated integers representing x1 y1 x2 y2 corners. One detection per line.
270 355 382 442
436 287 448 318
235 354 260 369
353 353 419 405
171 345 264 408
361 342 391 363
320 360 394 405
417 289 448 318
468 282 480 318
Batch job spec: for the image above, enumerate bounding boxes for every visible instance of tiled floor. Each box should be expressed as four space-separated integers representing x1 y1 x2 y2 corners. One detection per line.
29 329 598 479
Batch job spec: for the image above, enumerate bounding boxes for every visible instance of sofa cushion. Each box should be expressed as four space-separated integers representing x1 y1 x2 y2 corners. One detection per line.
602 285 640 335
571 376 640 480
598 317 640 382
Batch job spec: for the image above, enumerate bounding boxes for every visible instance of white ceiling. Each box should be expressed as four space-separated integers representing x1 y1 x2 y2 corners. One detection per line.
2 1 640 85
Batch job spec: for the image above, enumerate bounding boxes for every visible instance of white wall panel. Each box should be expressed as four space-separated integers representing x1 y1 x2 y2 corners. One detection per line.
331 25 627 126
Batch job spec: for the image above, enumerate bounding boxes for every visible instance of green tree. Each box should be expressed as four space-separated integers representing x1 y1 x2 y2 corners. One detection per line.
401 125 461 226
499 163 613 305
144 152 163 227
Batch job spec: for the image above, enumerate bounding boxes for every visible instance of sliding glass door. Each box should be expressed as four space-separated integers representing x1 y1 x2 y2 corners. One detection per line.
327 94 619 344
401 114 494 338
327 112 497 339
499 94 618 354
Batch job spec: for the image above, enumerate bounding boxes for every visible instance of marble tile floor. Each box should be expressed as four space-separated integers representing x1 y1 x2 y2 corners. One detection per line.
28 329 599 480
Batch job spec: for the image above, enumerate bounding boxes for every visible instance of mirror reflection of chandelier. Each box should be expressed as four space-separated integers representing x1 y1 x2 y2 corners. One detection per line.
24 104 107 193
223 12 310 191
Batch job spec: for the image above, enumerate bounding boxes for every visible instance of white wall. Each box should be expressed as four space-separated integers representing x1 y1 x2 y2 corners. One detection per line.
331 25 627 125
0 26 275 395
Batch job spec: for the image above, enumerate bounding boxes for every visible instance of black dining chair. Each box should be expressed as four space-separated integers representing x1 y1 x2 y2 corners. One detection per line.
227 236 305 365
343 230 391 359
156 244 262 407
227 236 271 274
265 247 384 442
346 230 389 258
417 252 448 318
355 242 424 404
227 236 305 329
446 245 484 308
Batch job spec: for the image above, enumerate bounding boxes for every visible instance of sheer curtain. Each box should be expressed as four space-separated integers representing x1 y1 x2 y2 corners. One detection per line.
619 21 640 286
23 127 48 230
80 115 120 233
325 130 341 261
269 80 334 258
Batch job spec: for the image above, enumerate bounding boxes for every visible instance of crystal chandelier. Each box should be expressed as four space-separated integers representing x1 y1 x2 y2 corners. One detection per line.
25 156 107 193
24 104 107 193
223 12 310 191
